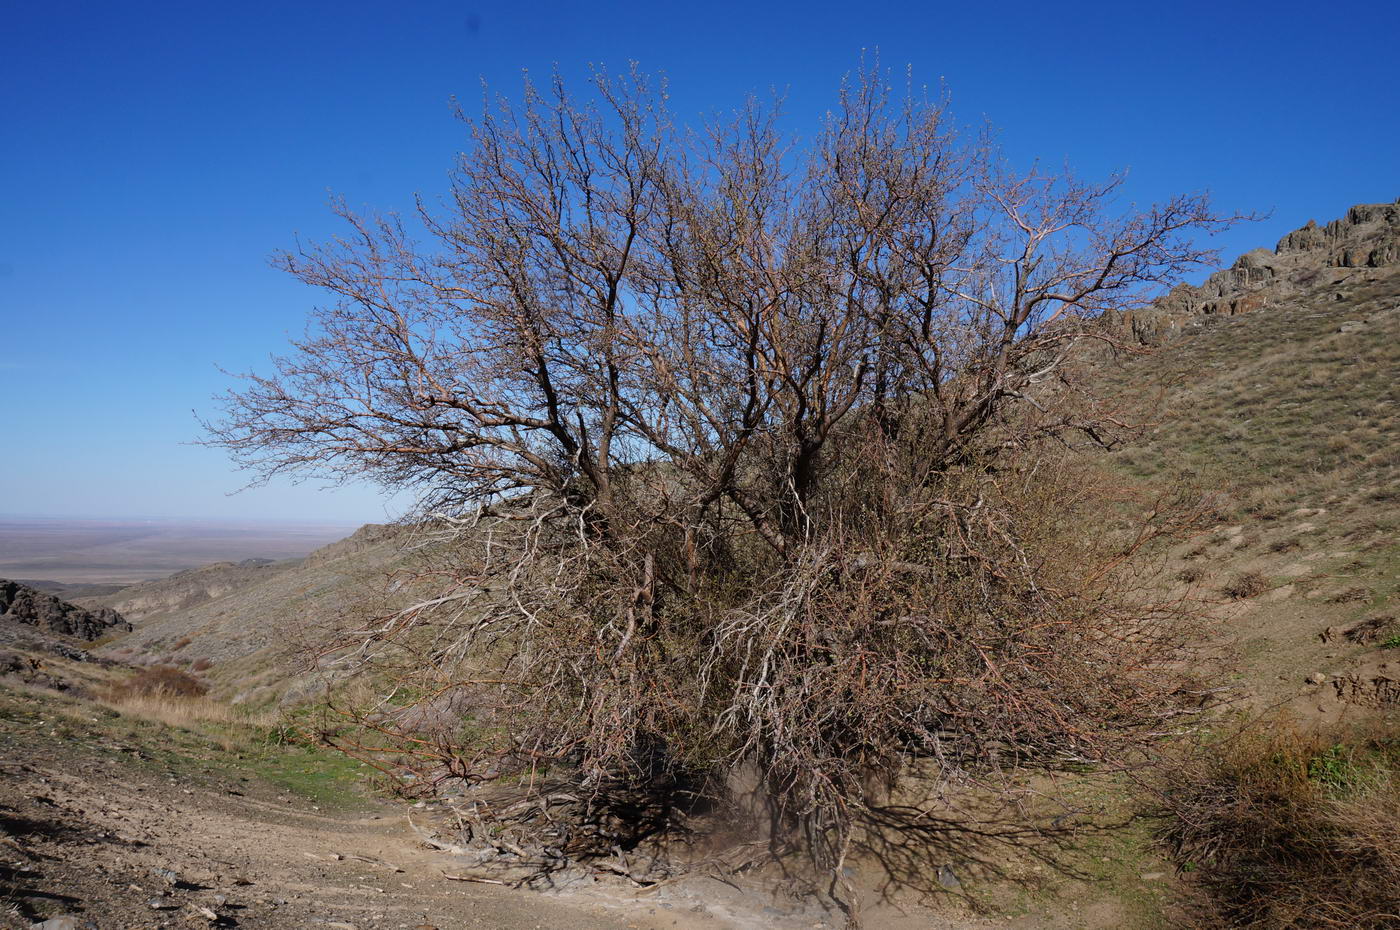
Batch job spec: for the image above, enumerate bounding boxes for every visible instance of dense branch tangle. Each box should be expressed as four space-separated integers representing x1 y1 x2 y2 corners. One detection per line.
210 63 1227 913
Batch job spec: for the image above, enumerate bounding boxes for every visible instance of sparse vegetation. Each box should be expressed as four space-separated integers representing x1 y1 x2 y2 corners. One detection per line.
1221 571 1269 600
1327 585 1374 604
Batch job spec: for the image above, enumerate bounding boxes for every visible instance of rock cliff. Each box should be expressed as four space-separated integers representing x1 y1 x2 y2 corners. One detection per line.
1109 199 1400 345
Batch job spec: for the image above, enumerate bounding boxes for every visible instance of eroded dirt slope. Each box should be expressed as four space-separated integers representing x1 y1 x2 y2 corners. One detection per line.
0 684 720 930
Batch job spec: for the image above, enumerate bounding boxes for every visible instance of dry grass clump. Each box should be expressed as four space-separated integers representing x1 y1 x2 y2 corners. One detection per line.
100 666 274 734
106 665 207 700
1221 571 1269 599
1327 585 1374 604
1343 615 1398 645
1159 720 1400 929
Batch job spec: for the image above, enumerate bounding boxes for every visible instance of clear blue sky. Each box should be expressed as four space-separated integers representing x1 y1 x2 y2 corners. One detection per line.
2 0 1396 523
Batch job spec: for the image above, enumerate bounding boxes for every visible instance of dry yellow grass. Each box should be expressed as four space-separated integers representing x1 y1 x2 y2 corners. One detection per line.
98 691 274 730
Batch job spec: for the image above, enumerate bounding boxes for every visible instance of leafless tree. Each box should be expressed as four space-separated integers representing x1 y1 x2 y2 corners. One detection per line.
208 62 1230 921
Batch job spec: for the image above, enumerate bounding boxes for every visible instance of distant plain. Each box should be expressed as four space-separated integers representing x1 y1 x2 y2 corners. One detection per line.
0 516 358 584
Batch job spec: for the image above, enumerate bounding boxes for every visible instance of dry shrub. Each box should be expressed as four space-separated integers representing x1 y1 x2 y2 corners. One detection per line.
1327 585 1374 604
1177 566 1205 584
1221 571 1269 599
191 657 214 672
1343 615 1398 645
106 665 207 701
204 62 1232 917
100 666 274 736
1159 719 1400 929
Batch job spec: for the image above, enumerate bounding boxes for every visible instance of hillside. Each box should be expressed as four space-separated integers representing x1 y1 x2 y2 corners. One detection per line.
1095 198 1399 719
75 557 298 622
90 524 429 706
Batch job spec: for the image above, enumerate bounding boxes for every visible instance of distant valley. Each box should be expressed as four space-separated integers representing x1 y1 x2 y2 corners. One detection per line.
0 516 360 584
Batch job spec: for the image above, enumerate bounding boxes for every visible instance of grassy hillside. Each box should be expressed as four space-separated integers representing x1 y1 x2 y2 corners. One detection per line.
1092 238 1399 719
91 524 437 707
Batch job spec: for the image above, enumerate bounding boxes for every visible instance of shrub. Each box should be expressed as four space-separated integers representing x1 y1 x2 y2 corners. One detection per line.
1158 720 1400 929
191 657 214 672
202 61 1230 913
1327 585 1374 604
1221 571 1269 599
1343 615 1397 645
106 665 208 702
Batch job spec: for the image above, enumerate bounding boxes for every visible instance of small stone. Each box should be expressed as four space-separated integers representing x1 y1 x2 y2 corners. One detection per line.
1141 871 1166 881
1308 672 1328 685
936 864 962 889
148 896 179 910
31 917 86 930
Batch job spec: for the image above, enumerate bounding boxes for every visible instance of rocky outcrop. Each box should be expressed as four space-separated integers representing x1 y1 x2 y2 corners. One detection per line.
0 579 132 640
1108 198 1400 345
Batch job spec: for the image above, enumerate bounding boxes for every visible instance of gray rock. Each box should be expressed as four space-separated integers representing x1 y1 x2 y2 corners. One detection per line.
30 917 94 930
1098 199 1400 349
0 579 131 640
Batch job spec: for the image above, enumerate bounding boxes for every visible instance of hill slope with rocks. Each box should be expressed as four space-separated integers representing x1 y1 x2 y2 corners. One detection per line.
0 579 130 641
1091 198 1399 720
90 524 431 706
1107 199 1398 345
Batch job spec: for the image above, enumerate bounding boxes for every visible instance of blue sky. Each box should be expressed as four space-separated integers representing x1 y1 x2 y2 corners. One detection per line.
2 0 1396 523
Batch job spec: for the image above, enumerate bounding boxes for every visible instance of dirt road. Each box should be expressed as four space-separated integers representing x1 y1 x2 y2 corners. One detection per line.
0 688 724 930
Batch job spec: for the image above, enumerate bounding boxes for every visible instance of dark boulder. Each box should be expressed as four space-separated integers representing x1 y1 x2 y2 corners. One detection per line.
0 579 132 640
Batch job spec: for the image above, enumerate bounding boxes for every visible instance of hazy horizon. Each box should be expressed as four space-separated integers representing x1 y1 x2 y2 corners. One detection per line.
0 511 368 527
0 514 365 585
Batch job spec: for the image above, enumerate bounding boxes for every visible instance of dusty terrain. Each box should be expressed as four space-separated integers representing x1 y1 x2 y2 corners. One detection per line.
0 685 724 930
0 682 1064 930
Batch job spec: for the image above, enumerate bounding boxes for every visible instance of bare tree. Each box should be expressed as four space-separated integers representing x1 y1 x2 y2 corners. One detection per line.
208 62 1228 920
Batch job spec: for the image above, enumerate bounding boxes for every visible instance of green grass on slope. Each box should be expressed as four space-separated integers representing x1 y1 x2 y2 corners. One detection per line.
0 682 372 810
1098 277 1399 518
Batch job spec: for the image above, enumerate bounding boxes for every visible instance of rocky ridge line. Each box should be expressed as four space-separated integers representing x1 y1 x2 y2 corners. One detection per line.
1109 198 1400 345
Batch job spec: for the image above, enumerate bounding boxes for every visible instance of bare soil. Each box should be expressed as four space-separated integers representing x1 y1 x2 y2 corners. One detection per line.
0 686 718 930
